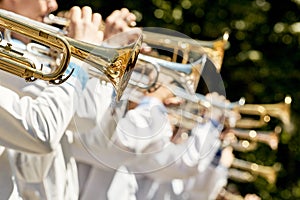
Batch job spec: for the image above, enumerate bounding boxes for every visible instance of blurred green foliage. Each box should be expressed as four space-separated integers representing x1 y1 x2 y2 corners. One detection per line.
57 0 300 199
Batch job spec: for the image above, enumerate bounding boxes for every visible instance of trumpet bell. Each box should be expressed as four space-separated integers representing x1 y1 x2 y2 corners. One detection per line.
143 28 229 72
70 28 142 100
262 96 293 131
235 96 292 130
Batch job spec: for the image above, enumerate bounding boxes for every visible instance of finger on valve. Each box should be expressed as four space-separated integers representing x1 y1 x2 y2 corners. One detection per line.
104 8 137 39
68 6 103 43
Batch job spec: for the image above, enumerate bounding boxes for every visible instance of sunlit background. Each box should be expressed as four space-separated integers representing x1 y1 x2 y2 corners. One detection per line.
57 0 300 199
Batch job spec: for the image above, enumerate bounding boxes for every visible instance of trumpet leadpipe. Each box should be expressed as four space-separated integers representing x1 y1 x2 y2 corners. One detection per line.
168 84 245 110
231 158 282 184
218 188 246 200
227 126 281 150
228 168 256 183
229 140 258 152
222 132 258 152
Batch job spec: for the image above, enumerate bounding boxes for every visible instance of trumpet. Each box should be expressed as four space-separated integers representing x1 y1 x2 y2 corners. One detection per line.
0 9 142 100
217 189 262 200
124 53 210 116
229 158 282 184
235 96 292 129
218 188 247 200
136 53 246 111
224 126 282 151
0 10 71 83
142 28 229 72
225 138 259 152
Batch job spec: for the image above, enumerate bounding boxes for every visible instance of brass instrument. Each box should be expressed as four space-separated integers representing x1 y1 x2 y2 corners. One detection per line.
166 93 245 130
142 28 229 72
233 104 268 129
229 158 282 184
138 53 206 93
217 188 245 200
259 96 292 130
159 85 245 130
225 126 281 151
124 54 210 119
0 9 142 100
226 138 258 152
235 96 292 129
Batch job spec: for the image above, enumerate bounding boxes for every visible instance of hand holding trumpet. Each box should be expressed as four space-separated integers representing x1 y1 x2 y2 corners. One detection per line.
204 92 241 128
67 6 103 44
104 8 137 40
55 7 137 43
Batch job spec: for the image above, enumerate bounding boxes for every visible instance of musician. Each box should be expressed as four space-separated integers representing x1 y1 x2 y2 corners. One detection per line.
0 0 135 199
0 3 99 200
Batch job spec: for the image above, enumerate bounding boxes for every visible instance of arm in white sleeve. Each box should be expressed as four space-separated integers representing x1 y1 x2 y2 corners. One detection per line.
182 164 228 200
115 96 172 154
69 78 114 133
114 96 221 181
0 62 88 154
71 96 171 170
128 122 221 181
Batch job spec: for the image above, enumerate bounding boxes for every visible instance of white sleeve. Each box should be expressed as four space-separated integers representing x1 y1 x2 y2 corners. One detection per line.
115 96 172 154
71 96 172 170
127 122 221 181
114 96 221 181
70 81 129 169
69 78 114 133
183 164 228 200
0 62 87 154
